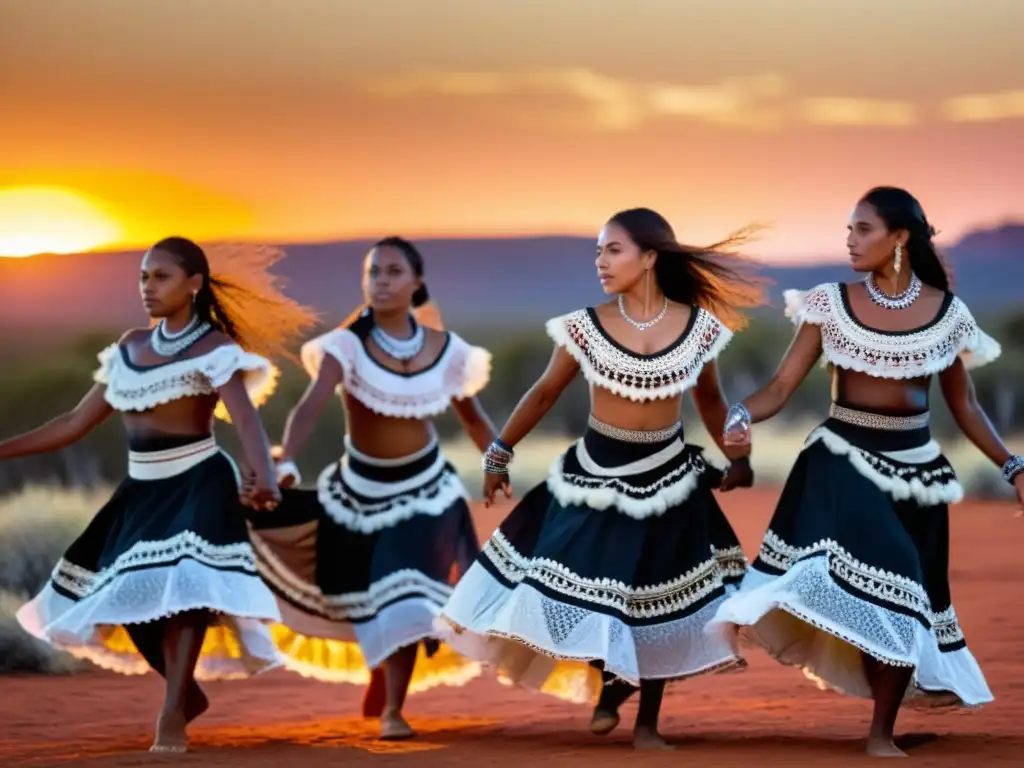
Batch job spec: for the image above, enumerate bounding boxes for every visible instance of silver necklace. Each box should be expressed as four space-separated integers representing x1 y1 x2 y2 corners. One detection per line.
864 272 922 311
371 317 425 361
618 294 668 331
151 315 211 357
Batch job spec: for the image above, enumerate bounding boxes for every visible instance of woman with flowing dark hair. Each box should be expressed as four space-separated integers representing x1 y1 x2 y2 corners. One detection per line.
5 237 318 753
708 186 1019 757
435 208 768 749
246 236 498 740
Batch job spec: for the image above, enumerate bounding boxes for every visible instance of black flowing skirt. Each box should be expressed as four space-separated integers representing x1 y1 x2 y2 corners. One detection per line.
16 436 281 680
436 426 748 704
708 408 993 709
247 436 482 693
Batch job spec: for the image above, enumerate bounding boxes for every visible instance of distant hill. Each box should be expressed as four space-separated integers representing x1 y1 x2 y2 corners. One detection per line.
1 224 1021 337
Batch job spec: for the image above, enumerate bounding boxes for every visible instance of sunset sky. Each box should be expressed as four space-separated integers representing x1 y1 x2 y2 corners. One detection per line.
1 0 1022 261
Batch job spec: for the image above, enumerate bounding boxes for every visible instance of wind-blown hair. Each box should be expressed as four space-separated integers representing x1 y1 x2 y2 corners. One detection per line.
152 237 319 362
607 208 771 330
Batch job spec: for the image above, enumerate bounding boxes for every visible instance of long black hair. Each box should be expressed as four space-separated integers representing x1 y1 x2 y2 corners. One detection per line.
859 187 953 293
152 236 317 360
607 208 769 330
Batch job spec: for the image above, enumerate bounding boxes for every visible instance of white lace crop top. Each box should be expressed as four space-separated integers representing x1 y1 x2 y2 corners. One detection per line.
545 306 733 401
299 325 492 419
784 281 1002 378
93 341 278 421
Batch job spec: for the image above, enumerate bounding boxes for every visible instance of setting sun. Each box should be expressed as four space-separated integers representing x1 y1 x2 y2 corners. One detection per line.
0 187 123 258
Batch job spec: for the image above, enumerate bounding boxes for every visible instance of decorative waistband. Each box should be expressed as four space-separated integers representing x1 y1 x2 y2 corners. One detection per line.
343 434 439 467
127 436 220 480
829 403 930 432
587 415 682 444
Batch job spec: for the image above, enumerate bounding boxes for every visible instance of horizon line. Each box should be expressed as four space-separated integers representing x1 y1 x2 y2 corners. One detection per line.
3 218 1021 263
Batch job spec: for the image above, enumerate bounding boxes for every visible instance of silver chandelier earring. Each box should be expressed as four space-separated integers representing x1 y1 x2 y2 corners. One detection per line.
893 244 903 274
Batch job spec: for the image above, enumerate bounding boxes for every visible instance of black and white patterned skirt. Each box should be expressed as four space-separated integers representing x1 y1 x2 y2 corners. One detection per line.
15 436 281 680
248 436 482 693
708 404 993 709
436 421 748 704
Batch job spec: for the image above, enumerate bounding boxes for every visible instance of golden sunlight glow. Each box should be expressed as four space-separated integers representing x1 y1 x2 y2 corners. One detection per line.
0 187 124 257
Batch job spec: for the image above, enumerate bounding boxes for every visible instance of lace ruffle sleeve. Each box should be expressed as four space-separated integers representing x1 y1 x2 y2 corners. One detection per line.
444 333 492 399
92 343 120 385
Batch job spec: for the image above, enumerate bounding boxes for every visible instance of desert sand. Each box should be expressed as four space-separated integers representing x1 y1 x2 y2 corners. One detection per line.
3 489 1022 766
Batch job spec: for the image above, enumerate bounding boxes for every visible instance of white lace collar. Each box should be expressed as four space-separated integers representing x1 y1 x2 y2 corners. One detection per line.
300 327 492 419
546 306 732 402
784 281 1001 379
94 341 278 420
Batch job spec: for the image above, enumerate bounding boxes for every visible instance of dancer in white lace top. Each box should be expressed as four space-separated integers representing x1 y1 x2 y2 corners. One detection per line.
436 208 768 749
246 236 498 740
708 187 1021 757
4 238 317 753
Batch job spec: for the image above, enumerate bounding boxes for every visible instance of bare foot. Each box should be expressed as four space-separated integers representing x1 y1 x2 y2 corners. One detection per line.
380 709 415 740
362 669 386 718
867 736 908 758
150 710 189 754
185 683 209 723
633 725 675 751
590 708 620 736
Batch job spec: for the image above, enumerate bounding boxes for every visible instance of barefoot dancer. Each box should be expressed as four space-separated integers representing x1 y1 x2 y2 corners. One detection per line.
708 187 1019 758
7 238 316 753
247 236 497 740
436 209 766 750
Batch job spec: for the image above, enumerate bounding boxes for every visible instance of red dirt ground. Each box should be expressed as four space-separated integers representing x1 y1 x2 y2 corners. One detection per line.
3 489 1023 767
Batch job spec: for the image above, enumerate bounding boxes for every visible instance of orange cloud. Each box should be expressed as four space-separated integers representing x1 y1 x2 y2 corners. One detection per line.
941 90 1024 122
798 98 918 127
362 69 935 131
361 69 790 131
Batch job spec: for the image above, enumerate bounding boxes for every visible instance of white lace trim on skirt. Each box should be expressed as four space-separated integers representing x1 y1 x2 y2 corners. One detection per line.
436 560 744 698
16 557 281 680
707 560 993 708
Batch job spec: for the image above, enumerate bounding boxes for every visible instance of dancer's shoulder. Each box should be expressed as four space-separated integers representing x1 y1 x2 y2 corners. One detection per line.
439 331 492 400
299 326 360 381
782 282 838 326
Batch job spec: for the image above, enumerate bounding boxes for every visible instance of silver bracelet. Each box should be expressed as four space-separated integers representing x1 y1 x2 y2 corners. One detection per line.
482 440 513 475
1002 455 1024 484
724 403 751 434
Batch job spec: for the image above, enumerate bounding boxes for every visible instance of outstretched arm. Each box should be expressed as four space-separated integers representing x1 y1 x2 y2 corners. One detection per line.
451 396 499 453
742 323 823 423
0 385 113 460
279 355 344 464
939 359 1023 511
938 359 1014 467
496 346 579 449
218 373 280 508
691 360 750 460
481 345 578 506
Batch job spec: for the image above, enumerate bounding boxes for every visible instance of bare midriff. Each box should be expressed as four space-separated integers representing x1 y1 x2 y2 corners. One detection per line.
589 387 683 432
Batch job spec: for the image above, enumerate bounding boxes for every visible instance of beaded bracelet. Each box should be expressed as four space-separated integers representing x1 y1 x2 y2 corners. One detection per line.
483 439 514 475
1002 455 1024 485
